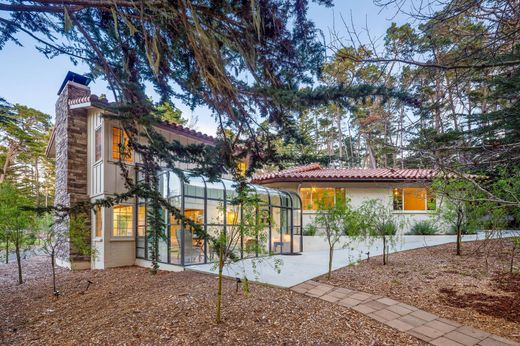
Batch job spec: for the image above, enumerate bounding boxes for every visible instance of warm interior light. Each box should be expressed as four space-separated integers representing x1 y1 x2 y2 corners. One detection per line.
227 210 238 224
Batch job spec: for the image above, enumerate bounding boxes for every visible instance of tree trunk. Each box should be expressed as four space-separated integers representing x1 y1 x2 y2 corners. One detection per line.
5 236 8 264
510 244 516 274
216 243 224 323
456 226 462 256
15 237 22 285
327 246 334 280
51 252 57 294
0 145 14 184
382 236 387 265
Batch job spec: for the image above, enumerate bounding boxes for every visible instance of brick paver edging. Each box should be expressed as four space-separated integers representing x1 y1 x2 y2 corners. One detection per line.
292 280 519 346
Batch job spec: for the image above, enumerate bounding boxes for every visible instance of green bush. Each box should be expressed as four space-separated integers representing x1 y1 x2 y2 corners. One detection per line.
447 224 477 235
303 224 317 236
408 221 437 235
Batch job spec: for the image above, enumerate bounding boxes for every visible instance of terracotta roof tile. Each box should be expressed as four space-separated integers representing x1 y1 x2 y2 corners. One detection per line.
68 94 216 144
68 94 101 105
252 164 437 183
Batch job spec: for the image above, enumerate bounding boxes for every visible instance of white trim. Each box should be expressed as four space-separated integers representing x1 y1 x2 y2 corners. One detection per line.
70 102 92 109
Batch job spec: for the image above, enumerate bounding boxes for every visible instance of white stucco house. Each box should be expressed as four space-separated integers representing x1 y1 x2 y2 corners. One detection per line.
46 72 439 271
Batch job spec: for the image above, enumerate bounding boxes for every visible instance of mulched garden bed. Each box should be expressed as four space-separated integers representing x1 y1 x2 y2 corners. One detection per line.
316 238 520 342
0 257 422 345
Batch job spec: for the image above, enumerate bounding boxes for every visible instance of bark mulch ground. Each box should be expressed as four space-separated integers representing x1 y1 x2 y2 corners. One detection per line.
316 238 520 342
0 257 423 345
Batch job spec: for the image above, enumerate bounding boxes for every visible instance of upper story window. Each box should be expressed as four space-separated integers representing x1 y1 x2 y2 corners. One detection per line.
112 127 133 162
113 205 133 237
237 161 247 176
300 187 346 210
393 187 436 211
94 127 102 162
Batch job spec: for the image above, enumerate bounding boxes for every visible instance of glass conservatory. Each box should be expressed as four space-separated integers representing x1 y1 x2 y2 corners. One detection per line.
136 170 303 266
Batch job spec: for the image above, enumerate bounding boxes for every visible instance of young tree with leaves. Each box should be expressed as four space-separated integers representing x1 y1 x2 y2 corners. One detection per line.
358 199 401 265
311 194 363 279
209 187 269 323
0 182 36 284
37 213 67 296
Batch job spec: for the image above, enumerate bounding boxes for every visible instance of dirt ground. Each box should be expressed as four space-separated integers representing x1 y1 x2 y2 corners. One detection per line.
316 238 520 342
0 257 422 345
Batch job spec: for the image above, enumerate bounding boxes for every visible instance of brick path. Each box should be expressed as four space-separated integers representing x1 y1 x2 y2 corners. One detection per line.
292 280 519 346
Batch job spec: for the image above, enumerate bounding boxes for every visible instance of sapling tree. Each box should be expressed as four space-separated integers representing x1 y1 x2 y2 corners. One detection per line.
0 182 36 284
358 199 401 265
434 179 480 256
209 186 269 323
312 195 362 279
38 213 67 296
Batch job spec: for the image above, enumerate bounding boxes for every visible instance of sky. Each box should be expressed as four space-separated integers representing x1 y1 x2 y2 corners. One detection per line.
0 1 408 136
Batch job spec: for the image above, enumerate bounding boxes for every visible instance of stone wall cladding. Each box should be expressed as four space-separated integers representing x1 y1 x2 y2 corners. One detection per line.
54 82 91 264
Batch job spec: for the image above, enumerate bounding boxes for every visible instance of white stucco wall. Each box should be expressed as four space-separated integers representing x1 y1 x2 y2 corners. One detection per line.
262 181 439 235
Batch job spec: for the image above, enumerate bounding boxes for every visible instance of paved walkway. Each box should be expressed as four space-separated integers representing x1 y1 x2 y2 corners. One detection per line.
292 280 519 346
189 233 515 287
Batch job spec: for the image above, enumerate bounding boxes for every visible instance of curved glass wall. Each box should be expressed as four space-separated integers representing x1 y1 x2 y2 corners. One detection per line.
136 169 303 266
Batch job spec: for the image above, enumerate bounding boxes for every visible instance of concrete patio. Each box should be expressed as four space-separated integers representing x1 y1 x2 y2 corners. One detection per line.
187 232 514 288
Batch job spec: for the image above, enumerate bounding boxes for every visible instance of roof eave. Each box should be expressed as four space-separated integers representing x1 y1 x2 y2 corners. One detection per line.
253 177 434 184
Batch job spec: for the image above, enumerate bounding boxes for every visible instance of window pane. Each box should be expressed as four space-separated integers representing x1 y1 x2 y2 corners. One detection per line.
335 188 346 206
393 188 403 210
206 199 224 224
226 203 240 225
183 198 205 264
206 180 224 200
168 172 182 197
403 188 426 211
427 188 436 210
137 205 146 237
300 188 313 210
223 179 238 200
95 205 102 237
95 127 102 162
112 127 133 162
113 205 133 237
313 188 335 209
184 175 205 198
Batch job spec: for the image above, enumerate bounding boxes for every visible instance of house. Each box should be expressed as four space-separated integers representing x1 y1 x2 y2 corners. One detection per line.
46 72 303 270
47 72 438 271
252 163 438 235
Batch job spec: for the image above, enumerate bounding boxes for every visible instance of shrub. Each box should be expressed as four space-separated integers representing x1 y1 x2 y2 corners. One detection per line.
447 224 477 235
408 221 437 235
303 224 317 236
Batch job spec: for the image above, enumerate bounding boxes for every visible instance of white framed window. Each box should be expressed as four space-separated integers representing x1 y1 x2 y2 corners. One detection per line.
393 187 436 211
94 126 103 162
113 205 134 237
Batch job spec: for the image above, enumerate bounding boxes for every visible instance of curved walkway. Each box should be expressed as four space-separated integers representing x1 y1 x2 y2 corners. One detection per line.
292 280 519 346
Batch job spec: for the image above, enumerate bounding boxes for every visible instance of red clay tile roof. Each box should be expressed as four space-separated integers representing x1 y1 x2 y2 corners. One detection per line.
68 94 216 145
156 122 216 144
68 95 102 105
252 164 437 183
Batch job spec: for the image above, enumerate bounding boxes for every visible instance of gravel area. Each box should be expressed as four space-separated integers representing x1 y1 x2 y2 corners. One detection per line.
0 257 422 345
316 238 520 342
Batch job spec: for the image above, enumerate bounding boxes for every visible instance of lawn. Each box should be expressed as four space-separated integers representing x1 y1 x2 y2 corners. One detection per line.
316 238 520 342
0 257 422 345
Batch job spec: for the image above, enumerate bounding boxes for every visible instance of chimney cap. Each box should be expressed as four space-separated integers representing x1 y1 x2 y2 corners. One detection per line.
57 71 91 95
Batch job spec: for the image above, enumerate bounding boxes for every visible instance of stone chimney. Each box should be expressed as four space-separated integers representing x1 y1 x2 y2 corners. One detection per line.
54 72 92 269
